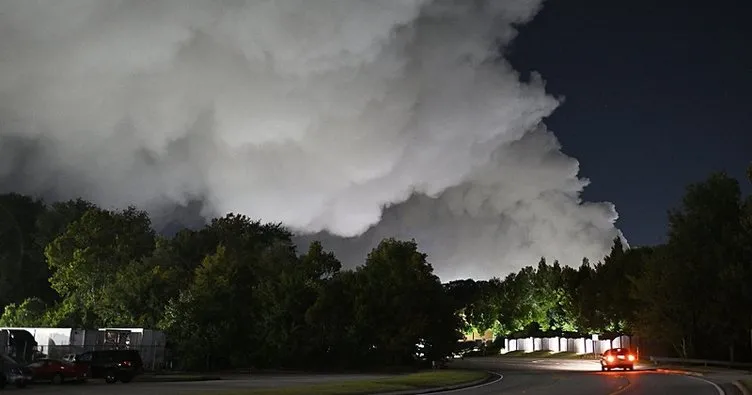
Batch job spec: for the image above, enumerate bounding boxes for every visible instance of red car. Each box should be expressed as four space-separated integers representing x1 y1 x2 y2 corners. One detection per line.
27 358 88 384
600 348 636 371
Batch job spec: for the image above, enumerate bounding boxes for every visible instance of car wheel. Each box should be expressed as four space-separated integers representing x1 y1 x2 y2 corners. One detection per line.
601 365 606 371
119 374 133 383
105 371 118 384
0 375 6 389
52 373 65 384
16 380 27 388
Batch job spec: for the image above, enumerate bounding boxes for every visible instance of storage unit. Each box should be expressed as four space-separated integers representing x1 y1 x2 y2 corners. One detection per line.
98 328 167 369
0 327 99 358
0 327 166 369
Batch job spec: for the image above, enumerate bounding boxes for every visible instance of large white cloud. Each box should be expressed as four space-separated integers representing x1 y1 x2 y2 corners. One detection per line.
0 0 621 280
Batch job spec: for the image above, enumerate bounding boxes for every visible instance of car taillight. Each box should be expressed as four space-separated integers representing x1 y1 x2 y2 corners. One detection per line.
121 361 132 366
606 355 615 362
628 354 635 361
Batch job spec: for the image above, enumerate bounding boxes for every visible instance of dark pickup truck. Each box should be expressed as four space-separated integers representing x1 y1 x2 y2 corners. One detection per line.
74 349 144 384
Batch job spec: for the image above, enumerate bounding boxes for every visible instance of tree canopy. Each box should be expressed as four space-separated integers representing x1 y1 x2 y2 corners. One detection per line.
0 167 750 368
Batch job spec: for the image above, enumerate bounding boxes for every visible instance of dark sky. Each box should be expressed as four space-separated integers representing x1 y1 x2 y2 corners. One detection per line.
507 0 752 247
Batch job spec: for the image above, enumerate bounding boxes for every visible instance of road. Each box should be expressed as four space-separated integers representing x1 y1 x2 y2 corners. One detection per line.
448 357 736 395
0 358 741 394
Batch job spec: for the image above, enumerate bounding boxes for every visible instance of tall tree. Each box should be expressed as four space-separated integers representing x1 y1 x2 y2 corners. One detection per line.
0 193 53 310
305 270 360 367
632 245 695 357
351 238 461 366
44 206 156 327
634 173 746 358
159 215 303 370
96 242 184 328
160 245 243 370
0 297 48 326
33 198 97 256
596 238 652 333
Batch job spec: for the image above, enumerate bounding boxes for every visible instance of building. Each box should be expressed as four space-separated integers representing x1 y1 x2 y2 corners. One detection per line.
463 328 494 342
0 328 39 362
98 327 167 370
0 327 167 370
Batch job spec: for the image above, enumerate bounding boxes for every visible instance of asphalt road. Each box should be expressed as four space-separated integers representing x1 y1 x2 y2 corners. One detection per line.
1 358 739 394
447 357 734 395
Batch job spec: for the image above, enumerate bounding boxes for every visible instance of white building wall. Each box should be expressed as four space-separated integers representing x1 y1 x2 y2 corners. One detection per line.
1 327 167 368
499 335 634 356
99 327 167 369
0 327 73 347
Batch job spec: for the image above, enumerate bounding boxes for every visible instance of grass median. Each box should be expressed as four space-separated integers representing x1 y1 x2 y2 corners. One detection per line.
136 374 222 383
201 369 490 395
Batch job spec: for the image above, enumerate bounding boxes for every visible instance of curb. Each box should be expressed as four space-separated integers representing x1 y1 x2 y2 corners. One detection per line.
733 381 751 395
376 372 500 395
656 368 705 377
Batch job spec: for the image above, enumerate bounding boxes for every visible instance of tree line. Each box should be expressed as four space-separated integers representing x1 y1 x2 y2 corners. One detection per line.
0 197 458 370
0 166 750 368
449 167 752 361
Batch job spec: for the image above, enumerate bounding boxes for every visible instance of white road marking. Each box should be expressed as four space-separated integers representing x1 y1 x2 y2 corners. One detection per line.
685 375 725 395
733 381 752 395
432 371 503 394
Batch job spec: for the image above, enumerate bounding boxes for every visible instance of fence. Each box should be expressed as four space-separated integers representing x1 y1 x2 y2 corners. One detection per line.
648 356 752 369
34 344 168 371
502 335 636 356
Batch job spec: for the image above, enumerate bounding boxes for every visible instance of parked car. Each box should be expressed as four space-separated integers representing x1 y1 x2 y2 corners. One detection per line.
74 350 143 384
0 354 33 389
27 358 88 384
62 354 77 363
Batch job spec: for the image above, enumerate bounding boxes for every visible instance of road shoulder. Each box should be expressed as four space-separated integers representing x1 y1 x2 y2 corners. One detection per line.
649 365 752 395
732 379 752 395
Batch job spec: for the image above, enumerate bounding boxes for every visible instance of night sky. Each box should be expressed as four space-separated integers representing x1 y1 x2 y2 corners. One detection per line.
508 0 752 246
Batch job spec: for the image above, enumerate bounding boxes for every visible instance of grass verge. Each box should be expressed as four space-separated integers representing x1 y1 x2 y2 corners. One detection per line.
136 374 222 383
654 364 752 375
200 369 489 395
738 379 752 394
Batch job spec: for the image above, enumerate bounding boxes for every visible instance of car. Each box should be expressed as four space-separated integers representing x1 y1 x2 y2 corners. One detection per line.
74 349 143 384
1 354 33 389
600 348 636 371
62 353 77 363
27 358 88 384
